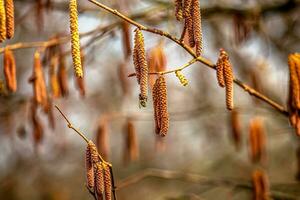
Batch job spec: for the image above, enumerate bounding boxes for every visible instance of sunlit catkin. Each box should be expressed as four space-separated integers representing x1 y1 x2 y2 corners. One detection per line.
85 144 94 189
69 0 83 78
175 70 188 86
252 169 270 200
3 48 16 92
0 0 6 42
95 163 104 198
5 0 14 39
103 165 112 200
175 0 183 21
192 0 203 56
133 28 148 107
153 76 169 137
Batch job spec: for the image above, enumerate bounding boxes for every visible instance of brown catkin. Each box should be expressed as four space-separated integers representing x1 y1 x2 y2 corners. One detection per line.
249 118 266 163
103 165 112 200
252 169 270 200
30 100 44 146
69 0 83 78
222 50 234 110
216 50 225 87
96 117 109 161
121 21 131 59
3 48 16 92
192 0 203 56
5 0 14 39
88 140 100 163
85 144 94 189
153 76 169 137
58 54 69 97
133 28 148 107
95 163 104 198
175 0 183 21
125 119 139 162
183 0 192 18
186 16 195 48
0 0 6 42
231 109 241 150
49 56 61 98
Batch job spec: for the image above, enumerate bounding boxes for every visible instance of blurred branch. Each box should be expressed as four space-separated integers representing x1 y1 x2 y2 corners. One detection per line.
88 0 289 117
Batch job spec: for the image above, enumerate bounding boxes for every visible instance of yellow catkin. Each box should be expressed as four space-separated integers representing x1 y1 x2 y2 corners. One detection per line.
5 0 14 39
0 0 6 42
133 28 148 107
69 0 83 78
103 165 112 200
252 169 270 200
95 163 104 198
175 0 183 21
175 70 188 86
3 48 16 92
153 76 169 137
192 0 203 56
183 0 192 18
288 54 300 109
85 144 94 189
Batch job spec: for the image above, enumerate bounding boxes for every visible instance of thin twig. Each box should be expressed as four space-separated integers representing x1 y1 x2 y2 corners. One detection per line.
88 0 289 117
54 105 89 143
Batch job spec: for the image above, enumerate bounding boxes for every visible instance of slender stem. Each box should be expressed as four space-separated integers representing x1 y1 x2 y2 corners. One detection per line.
88 0 289 117
55 105 90 143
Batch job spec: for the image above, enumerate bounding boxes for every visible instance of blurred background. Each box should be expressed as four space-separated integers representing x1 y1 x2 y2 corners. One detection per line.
0 0 300 199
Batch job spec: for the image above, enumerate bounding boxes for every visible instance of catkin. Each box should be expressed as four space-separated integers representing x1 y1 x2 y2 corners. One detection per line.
124 119 139 162
31 101 44 146
175 0 183 21
85 144 95 189
3 48 16 92
49 56 61 98
96 117 109 161
88 140 100 163
103 165 112 200
5 0 14 39
175 70 188 86
183 0 192 18
231 109 241 150
186 16 195 48
69 0 83 78
216 50 225 87
58 54 69 97
121 22 131 59
95 163 104 198
221 49 234 110
252 169 270 200
153 76 169 137
75 49 85 97
192 0 203 56
249 118 266 163
133 28 148 107
0 0 6 42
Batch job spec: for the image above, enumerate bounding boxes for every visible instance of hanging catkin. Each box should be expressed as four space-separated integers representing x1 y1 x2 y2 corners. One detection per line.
133 28 148 107
153 76 169 137
124 119 139 162
69 0 83 78
49 56 61 98
5 0 14 39
121 22 131 59
103 165 112 200
96 117 109 161
3 48 16 92
183 0 192 18
231 109 241 150
249 118 266 164
95 163 104 198
192 0 203 56
175 70 188 86
186 16 195 48
88 140 100 163
85 144 95 189
0 0 6 42
252 169 270 200
175 0 183 21
216 50 225 87
58 53 69 97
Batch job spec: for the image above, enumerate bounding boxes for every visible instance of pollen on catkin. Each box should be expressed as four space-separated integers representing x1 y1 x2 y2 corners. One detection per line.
175 0 183 21
95 163 104 198
5 0 14 39
175 70 188 86
0 0 6 42
192 0 203 56
103 165 112 200
153 76 169 137
133 28 148 107
3 48 16 92
69 0 83 78
85 144 94 189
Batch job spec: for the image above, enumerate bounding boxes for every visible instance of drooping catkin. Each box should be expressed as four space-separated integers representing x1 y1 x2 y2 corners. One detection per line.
252 169 270 200
5 0 14 39
75 49 85 97
58 53 69 97
192 0 203 56
88 140 100 163
249 118 266 164
3 48 16 92
69 0 83 78
174 0 183 21
175 70 188 86
49 55 61 98
183 0 192 18
153 75 169 137
121 21 131 59
124 119 139 163
95 163 104 198
30 100 44 146
0 0 6 42
133 28 148 107
231 109 242 150
103 165 112 200
186 16 195 48
96 117 109 161
216 50 225 87
85 144 95 189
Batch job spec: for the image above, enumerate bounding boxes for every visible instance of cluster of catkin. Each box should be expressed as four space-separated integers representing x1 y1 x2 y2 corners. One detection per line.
287 53 300 136
249 117 266 164
0 0 14 42
216 48 234 110
85 141 113 200
133 28 148 107
153 76 169 137
175 0 203 56
252 169 270 200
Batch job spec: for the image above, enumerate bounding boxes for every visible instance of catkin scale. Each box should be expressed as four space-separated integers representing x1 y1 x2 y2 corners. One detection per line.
183 0 192 18
0 0 6 42
69 0 83 78
175 0 183 21
5 0 14 39
3 48 16 92
85 145 94 189
103 165 112 200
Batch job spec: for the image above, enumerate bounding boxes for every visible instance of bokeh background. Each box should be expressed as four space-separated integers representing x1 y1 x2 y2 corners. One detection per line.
0 0 300 199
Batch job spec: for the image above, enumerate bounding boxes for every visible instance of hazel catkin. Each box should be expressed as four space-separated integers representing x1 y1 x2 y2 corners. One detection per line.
85 144 95 189
175 0 183 21
95 163 104 198
192 0 203 56
0 0 6 42
103 165 112 200
69 0 83 78
5 0 14 39
3 48 16 92
175 70 188 86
